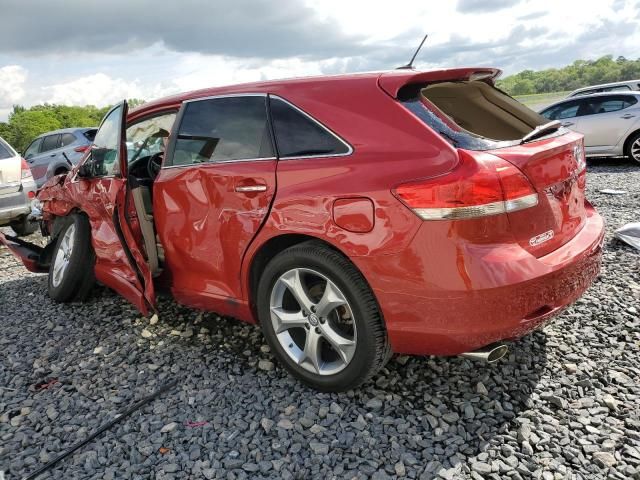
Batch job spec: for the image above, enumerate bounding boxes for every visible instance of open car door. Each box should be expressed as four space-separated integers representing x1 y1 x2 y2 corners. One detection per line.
0 100 156 315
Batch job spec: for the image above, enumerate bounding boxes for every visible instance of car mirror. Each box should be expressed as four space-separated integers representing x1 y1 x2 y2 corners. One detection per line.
77 155 94 178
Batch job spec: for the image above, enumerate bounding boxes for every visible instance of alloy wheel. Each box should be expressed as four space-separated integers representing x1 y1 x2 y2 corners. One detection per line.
632 138 640 163
51 224 75 287
269 268 357 376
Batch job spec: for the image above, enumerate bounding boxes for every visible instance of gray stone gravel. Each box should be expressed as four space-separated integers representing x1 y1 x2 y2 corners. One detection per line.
1 158 639 479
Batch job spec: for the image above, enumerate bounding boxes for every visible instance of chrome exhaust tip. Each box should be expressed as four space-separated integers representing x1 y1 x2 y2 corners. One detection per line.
460 344 509 363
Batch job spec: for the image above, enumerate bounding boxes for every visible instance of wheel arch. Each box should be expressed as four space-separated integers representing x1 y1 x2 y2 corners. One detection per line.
623 128 640 158
247 233 361 318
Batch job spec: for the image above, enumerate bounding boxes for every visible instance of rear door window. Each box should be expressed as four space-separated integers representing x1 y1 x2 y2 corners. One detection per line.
60 133 77 147
542 100 583 120
170 96 273 166
84 129 97 142
40 134 60 153
586 95 637 115
269 96 350 158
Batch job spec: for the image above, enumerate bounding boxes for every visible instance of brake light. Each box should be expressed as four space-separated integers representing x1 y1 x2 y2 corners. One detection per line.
20 158 34 181
393 150 538 220
74 145 90 153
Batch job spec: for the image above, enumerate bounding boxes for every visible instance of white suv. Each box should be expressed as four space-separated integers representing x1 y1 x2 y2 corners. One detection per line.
0 136 38 236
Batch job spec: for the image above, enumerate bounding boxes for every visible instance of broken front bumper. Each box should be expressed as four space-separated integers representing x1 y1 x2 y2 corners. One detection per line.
0 232 53 273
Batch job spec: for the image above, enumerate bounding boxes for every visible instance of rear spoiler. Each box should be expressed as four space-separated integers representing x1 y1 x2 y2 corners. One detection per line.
377 68 502 99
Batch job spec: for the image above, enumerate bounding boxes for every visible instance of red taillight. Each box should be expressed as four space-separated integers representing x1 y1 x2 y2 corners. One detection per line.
393 150 538 220
74 145 90 153
28 191 35 199
20 157 34 180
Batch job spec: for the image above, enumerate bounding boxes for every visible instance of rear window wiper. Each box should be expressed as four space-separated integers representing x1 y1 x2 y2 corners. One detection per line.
521 120 562 144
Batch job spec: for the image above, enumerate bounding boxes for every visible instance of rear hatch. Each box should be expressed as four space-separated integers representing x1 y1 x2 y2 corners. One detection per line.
390 72 587 257
0 139 22 195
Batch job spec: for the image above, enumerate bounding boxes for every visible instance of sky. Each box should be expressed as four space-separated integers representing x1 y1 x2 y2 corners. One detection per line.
0 0 639 121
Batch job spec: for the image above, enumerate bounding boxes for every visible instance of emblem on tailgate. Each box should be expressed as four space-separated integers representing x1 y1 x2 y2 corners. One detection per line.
529 230 554 247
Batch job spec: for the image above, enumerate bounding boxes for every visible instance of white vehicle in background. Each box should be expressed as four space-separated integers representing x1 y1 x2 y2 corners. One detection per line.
0 136 38 236
540 92 640 163
567 79 640 97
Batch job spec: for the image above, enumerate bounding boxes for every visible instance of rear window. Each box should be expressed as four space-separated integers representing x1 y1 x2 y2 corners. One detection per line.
269 96 350 158
0 139 14 159
399 81 552 150
84 129 97 142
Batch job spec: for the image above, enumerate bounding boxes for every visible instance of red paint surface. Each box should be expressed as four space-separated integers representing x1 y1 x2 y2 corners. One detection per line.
8 69 605 356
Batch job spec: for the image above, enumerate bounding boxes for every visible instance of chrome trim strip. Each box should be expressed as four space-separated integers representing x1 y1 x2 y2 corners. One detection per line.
270 95 354 159
161 157 277 170
235 185 267 192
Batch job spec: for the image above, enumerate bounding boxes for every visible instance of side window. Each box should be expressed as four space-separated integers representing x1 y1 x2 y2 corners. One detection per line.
23 138 43 158
170 96 273 166
91 104 124 177
60 133 77 147
588 95 637 114
40 134 60 153
126 112 177 162
0 139 13 159
269 97 350 158
543 101 581 120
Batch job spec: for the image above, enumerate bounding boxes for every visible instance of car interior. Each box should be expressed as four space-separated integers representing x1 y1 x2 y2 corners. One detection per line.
420 80 548 141
125 112 177 276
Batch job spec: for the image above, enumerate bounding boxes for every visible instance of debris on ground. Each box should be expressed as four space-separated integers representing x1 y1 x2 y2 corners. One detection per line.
614 222 640 250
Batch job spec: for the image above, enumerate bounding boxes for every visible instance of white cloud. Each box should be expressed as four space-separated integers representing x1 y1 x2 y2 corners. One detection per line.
0 65 27 109
40 73 150 106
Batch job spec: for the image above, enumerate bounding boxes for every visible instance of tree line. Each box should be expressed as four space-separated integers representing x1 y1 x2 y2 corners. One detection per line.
0 100 145 152
497 55 640 96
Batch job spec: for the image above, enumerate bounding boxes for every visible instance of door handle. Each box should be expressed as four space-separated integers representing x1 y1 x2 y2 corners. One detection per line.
621 114 635 119
561 122 574 127
235 185 267 193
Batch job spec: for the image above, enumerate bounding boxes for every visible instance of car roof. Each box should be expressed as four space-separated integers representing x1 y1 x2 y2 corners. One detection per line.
129 67 502 119
542 91 640 110
34 127 97 139
570 79 640 94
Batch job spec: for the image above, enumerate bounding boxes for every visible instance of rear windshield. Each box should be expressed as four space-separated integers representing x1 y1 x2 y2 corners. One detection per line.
399 81 556 150
0 138 15 159
84 129 98 142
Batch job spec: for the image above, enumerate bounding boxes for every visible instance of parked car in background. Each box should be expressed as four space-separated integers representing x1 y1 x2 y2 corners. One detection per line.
1 68 604 391
567 79 640 97
540 92 640 162
0 136 37 235
23 127 97 187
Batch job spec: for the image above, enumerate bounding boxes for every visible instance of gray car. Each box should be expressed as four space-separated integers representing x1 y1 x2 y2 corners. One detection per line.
0 136 37 236
540 92 640 163
23 127 97 187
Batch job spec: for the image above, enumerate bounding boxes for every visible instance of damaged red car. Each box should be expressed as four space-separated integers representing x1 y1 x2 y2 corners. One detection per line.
1 68 604 391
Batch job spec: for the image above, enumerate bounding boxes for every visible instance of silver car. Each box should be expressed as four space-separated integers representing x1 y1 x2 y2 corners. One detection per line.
0 136 37 236
540 92 640 163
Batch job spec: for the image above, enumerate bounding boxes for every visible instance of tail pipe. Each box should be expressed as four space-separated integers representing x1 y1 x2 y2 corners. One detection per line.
460 343 509 363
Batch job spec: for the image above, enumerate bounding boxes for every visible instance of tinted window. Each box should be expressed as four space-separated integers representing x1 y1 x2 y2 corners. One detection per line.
587 95 637 115
84 129 97 142
91 104 124 177
41 134 60 152
0 139 13 159
542 100 581 120
60 133 77 147
24 138 42 158
270 97 350 157
171 96 273 166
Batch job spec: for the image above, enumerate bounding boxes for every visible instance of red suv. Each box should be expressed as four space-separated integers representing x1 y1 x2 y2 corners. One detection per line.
2 68 604 391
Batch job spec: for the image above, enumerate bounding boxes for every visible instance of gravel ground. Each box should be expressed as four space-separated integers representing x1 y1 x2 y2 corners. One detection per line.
1 158 639 480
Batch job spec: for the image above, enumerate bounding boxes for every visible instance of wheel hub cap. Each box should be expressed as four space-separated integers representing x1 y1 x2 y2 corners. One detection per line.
308 313 319 326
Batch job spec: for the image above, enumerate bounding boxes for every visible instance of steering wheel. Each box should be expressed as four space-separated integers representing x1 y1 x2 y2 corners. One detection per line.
147 152 164 180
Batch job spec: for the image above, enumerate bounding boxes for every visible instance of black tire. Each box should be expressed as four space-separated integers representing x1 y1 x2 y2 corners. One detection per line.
625 131 640 164
257 241 390 392
48 214 95 302
11 216 38 236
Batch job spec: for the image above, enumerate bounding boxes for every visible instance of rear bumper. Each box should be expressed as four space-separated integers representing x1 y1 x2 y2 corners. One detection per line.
0 232 50 273
0 180 35 225
356 202 605 356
